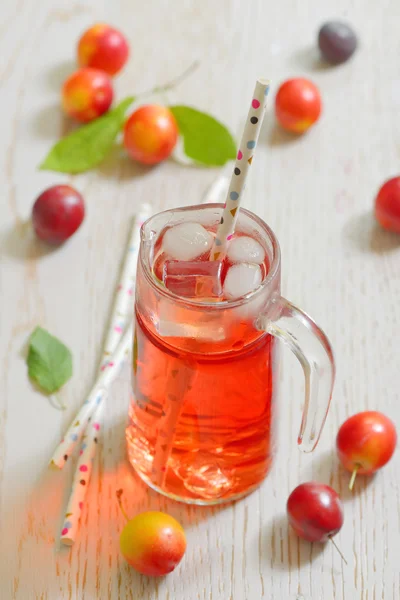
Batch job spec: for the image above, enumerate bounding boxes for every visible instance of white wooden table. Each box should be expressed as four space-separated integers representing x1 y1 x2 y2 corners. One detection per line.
1 1 400 598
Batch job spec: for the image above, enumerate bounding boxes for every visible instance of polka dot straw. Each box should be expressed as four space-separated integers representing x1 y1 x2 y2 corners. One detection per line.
210 78 270 261
49 327 132 470
100 204 152 368
151 358 195 487
56 206 152 546
57 206 153 545
50 205 151 470
60 399 105 546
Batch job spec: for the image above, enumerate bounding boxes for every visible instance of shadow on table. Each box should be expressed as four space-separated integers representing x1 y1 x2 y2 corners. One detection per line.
31 100 78 141
256 449 376 572
266 122 303 147
45 60 75 91
343 211 400 254
302 448 376 502
96 145 199 182
288 45 334 72
0 220 59 261
96 144 155 181
262 513 325 571
30 102 62 140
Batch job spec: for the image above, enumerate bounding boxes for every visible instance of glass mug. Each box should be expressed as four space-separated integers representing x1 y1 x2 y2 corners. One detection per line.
126 204 335 505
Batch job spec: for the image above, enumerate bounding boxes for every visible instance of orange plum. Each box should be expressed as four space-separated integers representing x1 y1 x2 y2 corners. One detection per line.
77 23 129 76
275 78 322 133
336 411 397 489
120 511 186 576
62 67 113 123
123 105 178 165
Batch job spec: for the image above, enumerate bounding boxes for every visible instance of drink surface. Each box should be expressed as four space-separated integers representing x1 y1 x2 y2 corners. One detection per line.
126 220 277 503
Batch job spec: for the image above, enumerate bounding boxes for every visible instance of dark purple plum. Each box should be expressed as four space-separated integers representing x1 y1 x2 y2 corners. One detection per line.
32 185 85 244
318 21 357 64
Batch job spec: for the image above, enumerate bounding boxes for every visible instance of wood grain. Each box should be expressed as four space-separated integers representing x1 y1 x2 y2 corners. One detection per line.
1 0 400 598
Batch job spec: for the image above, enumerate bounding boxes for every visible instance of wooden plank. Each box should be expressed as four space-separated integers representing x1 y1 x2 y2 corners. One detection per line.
1 0 399 598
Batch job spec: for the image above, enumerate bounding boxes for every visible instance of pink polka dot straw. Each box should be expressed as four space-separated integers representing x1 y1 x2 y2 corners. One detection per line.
49 327 132 470
51 205 152 545
100 203 152 368
210 78 270 261
50 204 151 470
60 399 105 546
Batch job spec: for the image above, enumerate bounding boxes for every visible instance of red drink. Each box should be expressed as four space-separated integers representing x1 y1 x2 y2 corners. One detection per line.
128 301 276 503
127 210 277 504
126 204 335 504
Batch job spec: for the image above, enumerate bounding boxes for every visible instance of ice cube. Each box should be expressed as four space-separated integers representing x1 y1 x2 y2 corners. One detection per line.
223 263 262 300
163 260 222 298
162 222 213 261
227 236 265 265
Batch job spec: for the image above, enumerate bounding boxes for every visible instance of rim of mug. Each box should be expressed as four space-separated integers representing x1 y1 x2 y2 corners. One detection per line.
139 203 281 309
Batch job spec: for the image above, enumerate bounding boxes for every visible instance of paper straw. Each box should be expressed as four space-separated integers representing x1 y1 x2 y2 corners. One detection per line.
60 397 106 545
58 207 151 544
50 326 132 469
149 173 243 486
55 205 153 544
151 358 195 487
210 78 270 261
51 206 151 469
149 86 270 484
100 204 152 368
140 183 225 486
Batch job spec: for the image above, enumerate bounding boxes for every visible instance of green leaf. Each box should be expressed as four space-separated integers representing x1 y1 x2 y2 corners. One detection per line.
39 97 134 174
27 327 73 394
169 105 236 166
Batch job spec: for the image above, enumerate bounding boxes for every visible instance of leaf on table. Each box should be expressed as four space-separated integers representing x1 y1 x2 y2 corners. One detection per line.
27 327 73 394
169 105 236 166
39 97 135 174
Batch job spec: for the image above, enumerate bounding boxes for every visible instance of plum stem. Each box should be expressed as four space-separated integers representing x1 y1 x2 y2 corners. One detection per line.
349 464 360 491
136 60 200 99
116 489 129 522
329 537 348 565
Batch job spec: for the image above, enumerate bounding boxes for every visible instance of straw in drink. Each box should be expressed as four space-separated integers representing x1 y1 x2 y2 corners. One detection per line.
210 78 270 261
127 79 271 500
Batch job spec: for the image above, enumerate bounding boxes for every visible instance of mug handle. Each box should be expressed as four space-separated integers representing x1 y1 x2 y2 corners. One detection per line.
256 296 335 452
